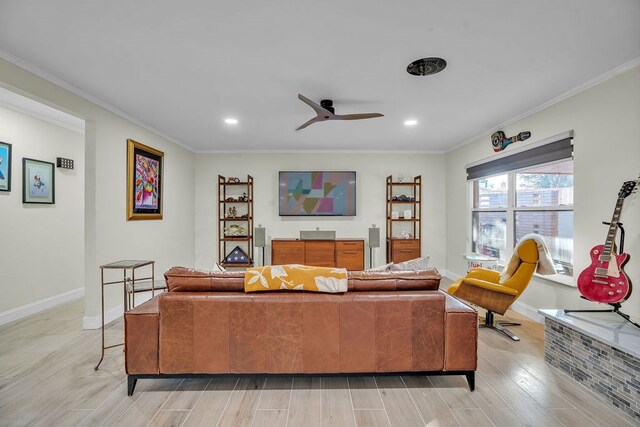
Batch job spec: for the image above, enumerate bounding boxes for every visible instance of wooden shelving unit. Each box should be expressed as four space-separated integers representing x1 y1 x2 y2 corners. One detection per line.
386 175 422 263
218 175 254 267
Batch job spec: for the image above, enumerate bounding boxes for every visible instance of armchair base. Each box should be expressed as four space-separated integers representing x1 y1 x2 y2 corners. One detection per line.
480 311 521 341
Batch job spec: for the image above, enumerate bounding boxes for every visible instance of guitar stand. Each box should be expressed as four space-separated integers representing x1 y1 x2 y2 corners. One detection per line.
564 222 640 329
564 300 640 329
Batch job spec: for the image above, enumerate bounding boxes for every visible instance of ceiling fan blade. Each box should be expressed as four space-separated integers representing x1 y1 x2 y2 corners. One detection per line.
295 116 323 131
335 113 384 121
298 94 333 117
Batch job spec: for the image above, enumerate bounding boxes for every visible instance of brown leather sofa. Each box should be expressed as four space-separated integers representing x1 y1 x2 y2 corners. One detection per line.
124 267 477 395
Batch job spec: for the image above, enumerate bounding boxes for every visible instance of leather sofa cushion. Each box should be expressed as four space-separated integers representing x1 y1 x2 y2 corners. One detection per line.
165 266 441 292
165 267 245 292
348 269 441 291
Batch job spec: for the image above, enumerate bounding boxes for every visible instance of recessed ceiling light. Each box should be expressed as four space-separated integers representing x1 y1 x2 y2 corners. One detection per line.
224 118 238 125
404 119 418 126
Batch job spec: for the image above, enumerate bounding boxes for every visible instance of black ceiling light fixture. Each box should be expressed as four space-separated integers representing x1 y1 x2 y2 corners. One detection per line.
407 57 447 76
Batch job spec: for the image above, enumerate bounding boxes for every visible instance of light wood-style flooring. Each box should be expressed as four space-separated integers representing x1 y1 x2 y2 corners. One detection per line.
0 292 636 427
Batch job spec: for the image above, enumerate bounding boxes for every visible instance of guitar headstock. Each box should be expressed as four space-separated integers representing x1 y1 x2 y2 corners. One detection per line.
618 176 640 198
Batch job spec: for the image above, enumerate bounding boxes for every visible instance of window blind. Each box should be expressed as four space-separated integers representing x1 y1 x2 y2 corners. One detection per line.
466 137 573 181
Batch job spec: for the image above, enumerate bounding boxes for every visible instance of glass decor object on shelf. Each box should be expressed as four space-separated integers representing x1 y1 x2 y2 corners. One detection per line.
515 210 574 276
471 211 507 260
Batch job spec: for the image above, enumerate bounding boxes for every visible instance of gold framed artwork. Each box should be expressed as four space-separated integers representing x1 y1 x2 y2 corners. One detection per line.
126 139 163 220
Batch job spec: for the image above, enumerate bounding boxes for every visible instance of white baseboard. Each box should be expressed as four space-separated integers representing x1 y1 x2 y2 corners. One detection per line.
511 300 545 324
82 304 123 330
0 287 84 326
82 290 157 329
442 270 543 324
442 270 462 282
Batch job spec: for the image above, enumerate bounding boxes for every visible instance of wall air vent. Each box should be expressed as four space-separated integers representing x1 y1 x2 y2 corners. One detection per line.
407 57 447 76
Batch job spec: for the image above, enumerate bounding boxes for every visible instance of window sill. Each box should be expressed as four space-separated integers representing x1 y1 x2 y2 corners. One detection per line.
533 272 575 287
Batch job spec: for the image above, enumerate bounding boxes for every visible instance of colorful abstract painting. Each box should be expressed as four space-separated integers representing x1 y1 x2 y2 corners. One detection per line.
279 171 356 216
134 153 159 209
127 139 163 220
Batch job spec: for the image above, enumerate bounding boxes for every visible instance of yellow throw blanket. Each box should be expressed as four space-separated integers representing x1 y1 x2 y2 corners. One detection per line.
244 264 348 293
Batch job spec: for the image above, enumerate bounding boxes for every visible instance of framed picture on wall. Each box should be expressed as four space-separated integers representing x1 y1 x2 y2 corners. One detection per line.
0 141 11 192
278 171 356 216
22 158 55 204
127 139 163 220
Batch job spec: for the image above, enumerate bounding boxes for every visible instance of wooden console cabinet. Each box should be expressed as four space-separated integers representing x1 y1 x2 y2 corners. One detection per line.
271 239 364 271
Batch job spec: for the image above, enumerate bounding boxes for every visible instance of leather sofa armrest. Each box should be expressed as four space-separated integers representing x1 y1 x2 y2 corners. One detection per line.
466 268 501 283
443 292 477 371
125 297 160 374
462 278 517 296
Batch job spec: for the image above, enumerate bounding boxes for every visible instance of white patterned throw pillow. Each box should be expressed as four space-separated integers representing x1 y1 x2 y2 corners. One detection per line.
389 256 430 271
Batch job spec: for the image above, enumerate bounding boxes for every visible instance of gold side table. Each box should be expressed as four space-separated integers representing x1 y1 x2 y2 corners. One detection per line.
94 260 158 371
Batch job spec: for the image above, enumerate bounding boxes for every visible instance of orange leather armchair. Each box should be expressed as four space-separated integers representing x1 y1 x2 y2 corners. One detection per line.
447 239 539 340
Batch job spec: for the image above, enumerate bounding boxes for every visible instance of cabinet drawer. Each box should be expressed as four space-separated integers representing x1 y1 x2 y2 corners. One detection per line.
390 239 420 263
304 241 335 267
272 241 305 265
336 240 364 251
392 248 420 263
391 239 420 250
336 250 364 271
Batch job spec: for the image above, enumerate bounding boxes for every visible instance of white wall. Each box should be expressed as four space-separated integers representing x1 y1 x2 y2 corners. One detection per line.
446 66 640 322
0 58 196 328
0 105 84 319
195 153 447 271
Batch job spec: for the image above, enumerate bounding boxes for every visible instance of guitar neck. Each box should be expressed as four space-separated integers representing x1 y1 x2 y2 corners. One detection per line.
602 198 625 256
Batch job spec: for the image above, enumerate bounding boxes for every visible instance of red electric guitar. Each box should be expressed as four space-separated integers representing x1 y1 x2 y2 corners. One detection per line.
577 179 639 304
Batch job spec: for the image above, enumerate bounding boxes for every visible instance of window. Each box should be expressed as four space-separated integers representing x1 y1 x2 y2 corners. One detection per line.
471 174 508 258
468 139 574 283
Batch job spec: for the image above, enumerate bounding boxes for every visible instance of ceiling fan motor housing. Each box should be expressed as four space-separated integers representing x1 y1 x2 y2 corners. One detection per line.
320 99 335 114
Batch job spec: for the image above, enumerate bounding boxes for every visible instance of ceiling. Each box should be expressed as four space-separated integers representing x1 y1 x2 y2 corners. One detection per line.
0 0 639 152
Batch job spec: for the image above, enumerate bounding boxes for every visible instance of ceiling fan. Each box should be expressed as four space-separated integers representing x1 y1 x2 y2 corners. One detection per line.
296 94 383 130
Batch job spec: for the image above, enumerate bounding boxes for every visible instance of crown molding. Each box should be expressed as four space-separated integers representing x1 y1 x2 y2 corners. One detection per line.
0 89 85 134
194 148 445 155
445 56 640 154
0 48 195 153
